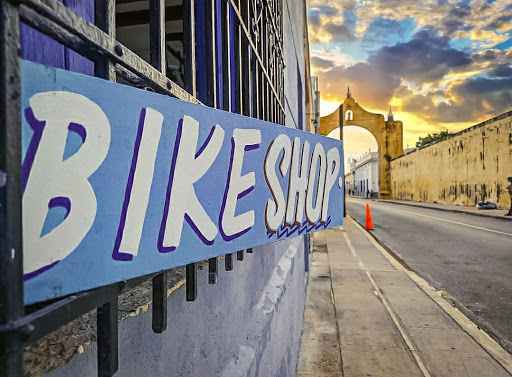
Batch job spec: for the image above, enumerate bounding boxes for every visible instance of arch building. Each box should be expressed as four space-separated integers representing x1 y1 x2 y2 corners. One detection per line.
319 88 404 198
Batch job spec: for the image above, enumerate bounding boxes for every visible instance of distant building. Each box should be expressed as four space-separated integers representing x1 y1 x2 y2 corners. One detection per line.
345 171 354 195
347 152 379 198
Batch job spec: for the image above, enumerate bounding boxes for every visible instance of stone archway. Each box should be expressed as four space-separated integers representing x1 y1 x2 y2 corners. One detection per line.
319 90 403 199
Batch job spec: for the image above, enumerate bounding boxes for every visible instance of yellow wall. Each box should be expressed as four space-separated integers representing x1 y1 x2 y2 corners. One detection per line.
390 112 512 209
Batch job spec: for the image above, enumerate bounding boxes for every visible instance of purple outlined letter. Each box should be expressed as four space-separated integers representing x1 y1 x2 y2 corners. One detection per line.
158 115 225 252
23 92 110 278
219 129 261 241
113 108 164 261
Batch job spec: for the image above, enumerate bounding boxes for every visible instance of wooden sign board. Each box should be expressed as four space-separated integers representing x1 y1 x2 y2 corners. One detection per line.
21 60 344 304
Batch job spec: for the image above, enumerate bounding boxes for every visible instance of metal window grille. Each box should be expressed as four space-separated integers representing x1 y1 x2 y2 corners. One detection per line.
0 0 284 376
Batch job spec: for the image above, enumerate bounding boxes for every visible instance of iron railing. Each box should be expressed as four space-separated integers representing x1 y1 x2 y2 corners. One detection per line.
0 0 284 376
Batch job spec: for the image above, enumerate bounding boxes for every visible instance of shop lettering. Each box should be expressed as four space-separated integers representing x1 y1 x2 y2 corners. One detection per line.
22 91 341 279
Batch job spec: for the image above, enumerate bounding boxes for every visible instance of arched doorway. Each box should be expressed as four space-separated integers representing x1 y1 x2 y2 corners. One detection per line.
319 90 404 199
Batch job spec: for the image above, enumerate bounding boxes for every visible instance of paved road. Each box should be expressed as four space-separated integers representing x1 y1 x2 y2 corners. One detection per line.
346 197 512 346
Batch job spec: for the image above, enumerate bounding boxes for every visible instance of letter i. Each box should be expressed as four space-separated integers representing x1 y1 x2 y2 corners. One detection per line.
113 108 164 261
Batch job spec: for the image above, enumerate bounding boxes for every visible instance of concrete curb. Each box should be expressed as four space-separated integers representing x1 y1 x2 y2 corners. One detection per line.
347 216 512 376
375 199 512 221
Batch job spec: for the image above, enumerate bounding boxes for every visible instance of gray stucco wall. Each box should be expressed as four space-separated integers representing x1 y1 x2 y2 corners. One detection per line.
46 238 306 377
41 1 310 376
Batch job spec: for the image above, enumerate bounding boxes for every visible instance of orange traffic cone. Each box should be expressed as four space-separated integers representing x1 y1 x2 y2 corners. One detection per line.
365 203 374 230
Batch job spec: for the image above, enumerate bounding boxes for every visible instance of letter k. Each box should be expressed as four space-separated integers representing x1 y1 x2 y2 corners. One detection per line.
158 116 224 251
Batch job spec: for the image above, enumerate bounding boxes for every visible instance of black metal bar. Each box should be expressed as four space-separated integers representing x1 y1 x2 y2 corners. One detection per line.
116 5 183 28
304 234 310 272
241 1 252 116
225 253 233 271
148 0 165 321
0 2 23 376
221 0 230 111
223 1 284 113
94 4 119 375
186 263 197 301
152 272 167 333
252 50 259 119
95 0 116 81
183 0 196 96
236 250 244 261
204 0 216 107
0 275 155 348
97 299 119 377
149 0 165 73
279 60 284 124
261 12 267 121
19 0 200 104
233 1 242 114
208 257 218 284
262 0 283 60
340 105 346 217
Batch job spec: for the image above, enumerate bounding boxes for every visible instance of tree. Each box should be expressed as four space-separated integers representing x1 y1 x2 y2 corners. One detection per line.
416 130 453 148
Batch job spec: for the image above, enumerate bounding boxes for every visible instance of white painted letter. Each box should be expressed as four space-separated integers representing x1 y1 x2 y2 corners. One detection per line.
264 134 292 233
114 108 164 260
219 129 261 240
321 147 341 222
305 143 326 224
285 137 310 226
159 116 224 250
23 92 111 276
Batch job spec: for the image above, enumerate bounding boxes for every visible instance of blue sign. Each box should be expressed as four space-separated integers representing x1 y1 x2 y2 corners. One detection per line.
21 60 344 304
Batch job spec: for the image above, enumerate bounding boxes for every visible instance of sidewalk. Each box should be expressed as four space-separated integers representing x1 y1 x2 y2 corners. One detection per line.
297 218 512 377
376 198 512 221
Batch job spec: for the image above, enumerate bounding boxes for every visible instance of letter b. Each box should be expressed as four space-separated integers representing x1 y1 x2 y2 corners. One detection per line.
23 92 110 277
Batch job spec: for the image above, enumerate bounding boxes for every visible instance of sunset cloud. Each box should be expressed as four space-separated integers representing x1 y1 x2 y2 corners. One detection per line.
308 0 512 152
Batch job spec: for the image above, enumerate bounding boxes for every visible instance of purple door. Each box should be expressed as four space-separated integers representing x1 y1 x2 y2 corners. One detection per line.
20 0 94 75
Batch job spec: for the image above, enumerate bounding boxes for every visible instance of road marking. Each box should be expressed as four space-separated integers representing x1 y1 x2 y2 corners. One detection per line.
352 200 512 238
342 231 433 377
394 208 512 237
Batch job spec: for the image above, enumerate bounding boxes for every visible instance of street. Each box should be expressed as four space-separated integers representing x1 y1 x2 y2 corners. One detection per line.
346 197 512 346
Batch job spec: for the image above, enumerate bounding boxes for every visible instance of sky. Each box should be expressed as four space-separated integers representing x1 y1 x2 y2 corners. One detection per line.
307 0 512 161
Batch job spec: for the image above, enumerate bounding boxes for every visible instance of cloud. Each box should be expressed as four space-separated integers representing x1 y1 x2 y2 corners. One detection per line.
310 56 335 70
489 64 512 78
356 0 512 45
321 61 401 107
360 17 415 51
368 28 471 83
314 28 472 108
472 49 499 62
308 0 512 52
487 15 512 32
442 1 472 36
400 75 512 122
307 1 360 43
308 0 512 146
325 20 358 42
470 29 510 48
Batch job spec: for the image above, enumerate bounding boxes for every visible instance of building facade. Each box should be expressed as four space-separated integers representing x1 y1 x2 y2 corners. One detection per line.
0 1 319 376
347 152 379 198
